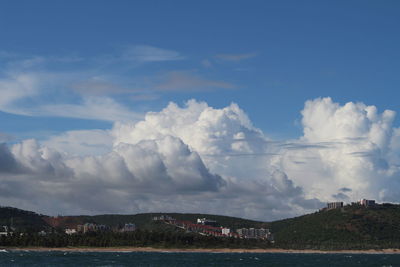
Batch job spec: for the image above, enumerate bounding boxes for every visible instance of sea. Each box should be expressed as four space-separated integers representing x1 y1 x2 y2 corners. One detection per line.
0 250 399 266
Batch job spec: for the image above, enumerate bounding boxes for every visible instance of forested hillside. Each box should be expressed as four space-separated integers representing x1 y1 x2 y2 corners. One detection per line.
271 204 400 249
3 204 400 249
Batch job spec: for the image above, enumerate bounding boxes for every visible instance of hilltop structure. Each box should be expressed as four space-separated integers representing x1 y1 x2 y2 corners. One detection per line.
359 199 376 207
324 198 377 211
327 202 343 209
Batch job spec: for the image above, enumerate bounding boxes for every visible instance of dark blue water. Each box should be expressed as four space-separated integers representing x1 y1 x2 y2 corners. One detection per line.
0 250 399 266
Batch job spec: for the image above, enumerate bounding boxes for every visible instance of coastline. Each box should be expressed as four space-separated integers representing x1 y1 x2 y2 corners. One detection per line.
3 247 400 254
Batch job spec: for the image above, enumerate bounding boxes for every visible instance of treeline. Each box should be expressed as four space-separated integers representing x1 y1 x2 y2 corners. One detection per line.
0 230 273 249
3 231 398 250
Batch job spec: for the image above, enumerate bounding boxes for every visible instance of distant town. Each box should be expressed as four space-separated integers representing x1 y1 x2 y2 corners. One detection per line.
0 214 274 242
0 198 390 242
153 215 274 241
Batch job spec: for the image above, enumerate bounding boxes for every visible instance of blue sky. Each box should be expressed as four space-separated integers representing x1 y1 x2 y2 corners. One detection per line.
1 0 399 141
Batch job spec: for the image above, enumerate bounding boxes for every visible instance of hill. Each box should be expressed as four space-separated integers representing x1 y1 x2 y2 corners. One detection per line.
270 203 400 249
0 206 266 233
0 206 50 232
3 204 400 249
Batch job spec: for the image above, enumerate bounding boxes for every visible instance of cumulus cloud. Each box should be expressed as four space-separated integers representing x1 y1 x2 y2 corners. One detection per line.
42 129 113 156
277 97 400 203
0 135 227 216
0 100 319 220
0 97 398 221
0 144 19 173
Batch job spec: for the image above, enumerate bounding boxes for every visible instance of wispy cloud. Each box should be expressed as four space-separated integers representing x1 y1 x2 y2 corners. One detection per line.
215 53 257 62
0 132 13 143
130 94 160 101
71 78 133 96
121 45 184 62
0 46 236 122
34 97 142 122
153 71 235 92
0 71 142 122
72 70 234 97
201 59 213 68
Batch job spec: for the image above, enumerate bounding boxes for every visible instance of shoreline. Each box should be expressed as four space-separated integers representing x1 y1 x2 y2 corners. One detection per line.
3 247 400 254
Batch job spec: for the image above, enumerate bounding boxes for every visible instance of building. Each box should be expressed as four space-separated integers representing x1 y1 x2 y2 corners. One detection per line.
359 199 375 207
221 228 230 235
65 229 77 235
38 230 47 236
197 218 218 227
122 223 136 232
153 215 175 221
248 228 255 238
327 202 343 209
236 228 272 239
0 226 10 236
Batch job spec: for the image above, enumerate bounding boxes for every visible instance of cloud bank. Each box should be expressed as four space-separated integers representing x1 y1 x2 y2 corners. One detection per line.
0 98 399 221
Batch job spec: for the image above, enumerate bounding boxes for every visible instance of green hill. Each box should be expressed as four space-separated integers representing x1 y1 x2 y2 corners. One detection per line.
270 203 400 249
0 206 50 232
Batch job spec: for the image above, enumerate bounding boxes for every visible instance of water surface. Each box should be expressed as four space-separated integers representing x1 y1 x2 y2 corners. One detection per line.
0 250 399 266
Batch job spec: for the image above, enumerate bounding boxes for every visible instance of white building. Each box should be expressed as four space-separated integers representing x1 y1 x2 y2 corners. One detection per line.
359 199 375 207
65 228 77 235
327 202 343 209
0 226 9 236
197 218 217 226
237 227 273 239
221 228 230 235
122 223 136 232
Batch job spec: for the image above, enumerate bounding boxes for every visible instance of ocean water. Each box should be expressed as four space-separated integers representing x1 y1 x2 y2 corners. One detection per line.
0 250 400 267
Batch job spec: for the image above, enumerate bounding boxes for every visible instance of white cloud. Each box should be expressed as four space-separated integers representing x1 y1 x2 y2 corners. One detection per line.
43 129 113 156
0 98 398 221
0 73 40 115
0 70 142 122
36 97 142 122
0 100 318 220
277 97 400 203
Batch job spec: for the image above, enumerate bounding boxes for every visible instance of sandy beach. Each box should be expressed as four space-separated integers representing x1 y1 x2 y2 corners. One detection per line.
3 247 400 254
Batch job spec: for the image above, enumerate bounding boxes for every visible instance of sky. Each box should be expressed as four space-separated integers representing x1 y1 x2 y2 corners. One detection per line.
0 1 399 221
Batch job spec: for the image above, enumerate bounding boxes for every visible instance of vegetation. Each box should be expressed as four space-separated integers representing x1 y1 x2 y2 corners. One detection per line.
3 204 400 249
44 213 267 230
270 204 400 249
0 206 49 233
0 230 272 249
